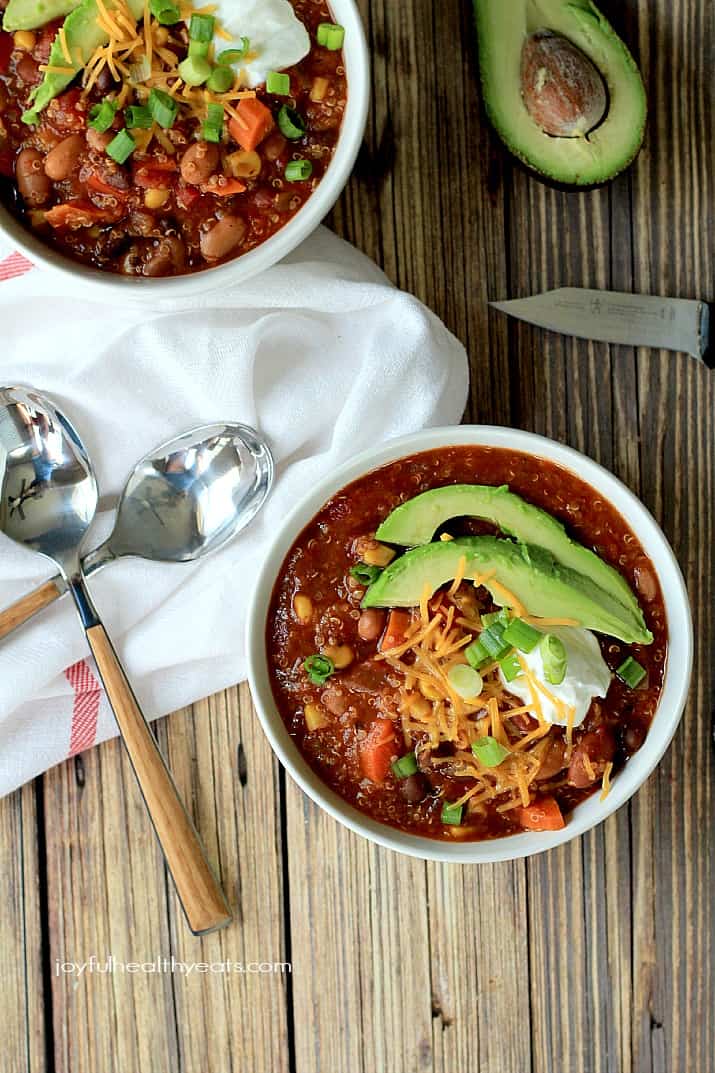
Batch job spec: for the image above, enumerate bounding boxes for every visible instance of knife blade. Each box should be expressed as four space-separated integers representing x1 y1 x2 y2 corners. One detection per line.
491 288 712 364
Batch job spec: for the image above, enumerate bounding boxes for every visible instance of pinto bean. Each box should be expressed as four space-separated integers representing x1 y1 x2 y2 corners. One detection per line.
200 214 247 260
180 140 219 185
119 236 186 277
15 148 51 205
399 773 427 804
86 127 113 152
536 735 567 781
357 609 386 643
43 133 84 181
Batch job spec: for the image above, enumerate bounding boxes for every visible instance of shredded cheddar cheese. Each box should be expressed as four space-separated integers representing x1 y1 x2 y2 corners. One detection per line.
600 761 613 800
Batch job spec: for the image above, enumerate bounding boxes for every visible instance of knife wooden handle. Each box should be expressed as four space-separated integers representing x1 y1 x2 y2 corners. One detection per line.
0 578 64 640
86 623 232 936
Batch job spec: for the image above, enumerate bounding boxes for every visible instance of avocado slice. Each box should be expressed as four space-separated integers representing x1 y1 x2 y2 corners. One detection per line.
474 0 647 185
22 0 145 125
374 482 647 633
3 0 80 32
363 536 652 644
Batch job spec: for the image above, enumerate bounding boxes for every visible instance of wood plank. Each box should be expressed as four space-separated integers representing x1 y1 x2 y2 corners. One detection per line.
158 684 289 1073
0 782 46 1073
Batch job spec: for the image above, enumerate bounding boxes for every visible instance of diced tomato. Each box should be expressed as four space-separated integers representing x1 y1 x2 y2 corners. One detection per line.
132 159 178 189
87 175 129 198
44 201 109 229
516 796 565 832
175 180 201 210
0 32 13 75
359 718 397 785
228 98 275 151
46 88 87 132
379 610 411 652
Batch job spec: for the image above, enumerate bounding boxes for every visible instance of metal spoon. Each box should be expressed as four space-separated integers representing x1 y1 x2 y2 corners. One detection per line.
0 420 273 638
0 388 272 935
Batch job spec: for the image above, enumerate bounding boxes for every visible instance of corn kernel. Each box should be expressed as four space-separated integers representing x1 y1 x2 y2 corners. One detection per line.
144 187 170 209
13 30 36 51
304 703 329 731
322 644 353 670
293 594 313 624
226 149 262 180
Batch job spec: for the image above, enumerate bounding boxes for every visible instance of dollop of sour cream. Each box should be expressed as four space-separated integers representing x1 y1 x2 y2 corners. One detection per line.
213 0 311 88
498 624 612 728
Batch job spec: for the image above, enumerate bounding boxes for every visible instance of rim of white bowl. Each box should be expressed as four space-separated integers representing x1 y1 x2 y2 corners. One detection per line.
0 0 369 300
246 425 694 863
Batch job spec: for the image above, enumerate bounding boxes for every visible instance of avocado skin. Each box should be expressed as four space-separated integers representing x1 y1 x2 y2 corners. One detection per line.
474 0 647 186
363 536 652 645
374 482 647 635
22 0 144 124
3 0 79 32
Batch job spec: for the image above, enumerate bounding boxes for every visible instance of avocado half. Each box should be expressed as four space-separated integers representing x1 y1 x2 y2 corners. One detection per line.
363 537 652 645
474 0 647 185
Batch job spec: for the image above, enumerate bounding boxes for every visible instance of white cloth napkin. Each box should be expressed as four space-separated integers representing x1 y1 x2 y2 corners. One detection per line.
0 226 468 796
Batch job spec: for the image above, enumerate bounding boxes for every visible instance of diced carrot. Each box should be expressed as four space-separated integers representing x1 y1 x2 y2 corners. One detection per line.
516 795 566 832
359 718 397 785
44 201 109 228
228 98 275 151
199 177 246 197
379 610 411 652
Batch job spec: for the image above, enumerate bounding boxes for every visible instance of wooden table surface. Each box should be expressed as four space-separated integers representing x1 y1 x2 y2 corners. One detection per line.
3 2 714 1071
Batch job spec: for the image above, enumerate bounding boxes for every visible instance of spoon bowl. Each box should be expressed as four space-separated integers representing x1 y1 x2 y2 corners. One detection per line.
0 388 97 563
0 386 236 935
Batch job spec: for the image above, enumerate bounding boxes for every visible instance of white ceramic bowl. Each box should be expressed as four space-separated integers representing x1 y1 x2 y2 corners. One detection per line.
246 426 693 863
0 0 369 299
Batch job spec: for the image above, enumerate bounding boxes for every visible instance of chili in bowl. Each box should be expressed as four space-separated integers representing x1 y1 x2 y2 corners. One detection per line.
246 427 693 863
0 0 368 295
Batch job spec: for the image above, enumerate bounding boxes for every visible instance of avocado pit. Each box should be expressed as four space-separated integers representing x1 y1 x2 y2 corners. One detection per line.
520 30 607 138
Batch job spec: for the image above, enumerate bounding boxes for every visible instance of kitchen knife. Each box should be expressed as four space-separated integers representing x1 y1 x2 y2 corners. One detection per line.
491 288 713 366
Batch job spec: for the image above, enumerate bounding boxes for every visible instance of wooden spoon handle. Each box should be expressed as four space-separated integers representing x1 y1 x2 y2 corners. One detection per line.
0 578 65 640
86 623 232 936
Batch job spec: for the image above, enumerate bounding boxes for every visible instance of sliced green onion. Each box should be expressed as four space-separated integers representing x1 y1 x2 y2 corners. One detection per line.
447 664 483 700
481 609 510 629
616 656 647 688
350 563 382 586
207 65 234 93
391 752 418 779
178 54 212 87
149 0 181 24
465 638 491 670
285 158 312 182
129 55 151 83
266 70 290 95
189 39 210 59
124 104 152 129
88 99 118 132
316 22 345 50
502 618 541 653
106 128 135 164
471 736 510 768
189 12 215 41
441 801 463 826
498 651 522 683
202 102 224 142
303 654 335 686
148 88 178 128
479 622 512 660
541 634 567 685
218 40 249 65
277 104 305 140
